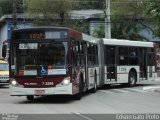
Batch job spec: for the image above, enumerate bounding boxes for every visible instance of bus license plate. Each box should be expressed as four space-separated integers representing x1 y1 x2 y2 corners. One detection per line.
35 90 45 95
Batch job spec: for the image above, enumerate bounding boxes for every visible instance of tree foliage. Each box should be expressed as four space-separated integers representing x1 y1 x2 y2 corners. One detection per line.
147 0 160 36
0 0 23 17
0 0 159 39
109 0 149 40
92 25 105 38
75 0 105 9
26 0 77 25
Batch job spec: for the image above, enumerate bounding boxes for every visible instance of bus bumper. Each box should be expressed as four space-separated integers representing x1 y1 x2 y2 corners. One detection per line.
10 83 73 96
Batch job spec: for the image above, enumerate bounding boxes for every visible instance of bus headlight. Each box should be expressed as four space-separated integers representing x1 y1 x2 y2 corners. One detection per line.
11 80 18 86
62 77 70 85
10 78 23 87
11 80 19 87
56 77 70 87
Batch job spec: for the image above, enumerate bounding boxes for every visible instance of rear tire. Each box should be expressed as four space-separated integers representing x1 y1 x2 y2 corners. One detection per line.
128 71 136 87
26 95 34 101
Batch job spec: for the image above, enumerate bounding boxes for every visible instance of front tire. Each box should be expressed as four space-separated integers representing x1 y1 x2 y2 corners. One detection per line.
26 95 34 101
73 79 83 100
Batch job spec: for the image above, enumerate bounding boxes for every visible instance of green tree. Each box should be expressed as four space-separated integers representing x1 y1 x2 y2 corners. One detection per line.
91 0 149 40
110 0 149 40
0 7 2 17
147 0 160 36
92 24 105 38
26 0 77 26
76 0 105 9
0 0 23 17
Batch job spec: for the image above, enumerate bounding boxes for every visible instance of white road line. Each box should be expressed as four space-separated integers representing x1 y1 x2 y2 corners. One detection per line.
73 112 95 120
123 88 146 92
99 89 129 93
99 87 147 93
143 86 160 91
99 90 114 94
110 89 129 93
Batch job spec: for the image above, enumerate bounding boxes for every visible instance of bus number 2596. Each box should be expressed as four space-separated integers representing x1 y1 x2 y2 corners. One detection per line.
42 82 54 86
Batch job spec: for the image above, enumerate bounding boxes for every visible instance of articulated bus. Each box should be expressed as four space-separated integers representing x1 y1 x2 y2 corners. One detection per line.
98 39 158 86
9 27 99 100
9 27 158 100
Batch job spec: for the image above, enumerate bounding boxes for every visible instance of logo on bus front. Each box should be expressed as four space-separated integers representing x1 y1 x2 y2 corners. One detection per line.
39 66 48 75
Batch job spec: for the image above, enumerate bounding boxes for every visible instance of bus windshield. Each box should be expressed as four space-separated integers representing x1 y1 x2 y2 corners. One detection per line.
11 41 68 76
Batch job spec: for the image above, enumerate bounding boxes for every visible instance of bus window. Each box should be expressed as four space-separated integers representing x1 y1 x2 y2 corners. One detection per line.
95 45 98 65
105 46 115 65
72 40 85 66
129 47 138 65
72 40 79 66
118 47 128 65
79 42 85 66
12 42 68 76
147 48 154 66
87 44 95 66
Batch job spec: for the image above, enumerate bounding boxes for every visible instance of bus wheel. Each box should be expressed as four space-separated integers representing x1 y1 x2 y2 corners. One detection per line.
26 95 34 101
73 80 83 100
128 71 136 87
91 74 97 93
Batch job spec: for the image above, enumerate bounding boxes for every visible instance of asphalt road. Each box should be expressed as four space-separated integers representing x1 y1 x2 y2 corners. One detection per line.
0 80 160 120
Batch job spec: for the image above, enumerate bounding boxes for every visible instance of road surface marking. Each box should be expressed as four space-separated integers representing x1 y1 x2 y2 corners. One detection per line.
99 89 129 93
73 112 94 120
109 89 129 93
123 88 146 92
143 86 160 91
99 87 147 93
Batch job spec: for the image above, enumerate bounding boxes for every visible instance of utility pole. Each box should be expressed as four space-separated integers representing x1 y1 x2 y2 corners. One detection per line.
12 0 17 29
105 0 111 38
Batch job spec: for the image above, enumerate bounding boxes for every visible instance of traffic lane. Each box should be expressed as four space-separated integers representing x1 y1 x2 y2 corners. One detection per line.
0 88 123 114
2 91 160 114
1 83 160 113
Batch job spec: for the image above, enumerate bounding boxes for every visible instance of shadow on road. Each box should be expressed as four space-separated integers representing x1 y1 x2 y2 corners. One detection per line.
99 82 160 90
0 85 9 89
18 91 92 104
19 95 74 104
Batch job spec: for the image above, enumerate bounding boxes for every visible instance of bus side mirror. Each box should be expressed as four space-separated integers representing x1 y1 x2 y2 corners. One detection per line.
2 44 7 58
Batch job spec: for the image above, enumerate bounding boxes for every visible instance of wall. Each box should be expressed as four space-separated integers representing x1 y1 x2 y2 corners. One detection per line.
0 21 34 59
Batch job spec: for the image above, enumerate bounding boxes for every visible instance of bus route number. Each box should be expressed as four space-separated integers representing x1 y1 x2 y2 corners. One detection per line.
42 82 54 86
29 33 45 39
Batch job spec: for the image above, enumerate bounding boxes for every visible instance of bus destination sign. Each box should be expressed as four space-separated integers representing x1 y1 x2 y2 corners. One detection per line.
13 30 68 40
29 33 45 39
